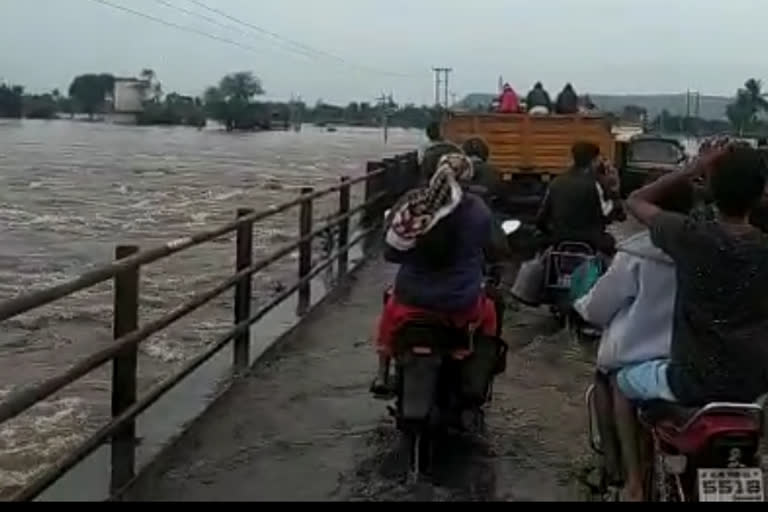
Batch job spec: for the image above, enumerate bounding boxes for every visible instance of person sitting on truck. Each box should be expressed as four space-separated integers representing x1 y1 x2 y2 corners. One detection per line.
526 82 552 115
573 179 694 495
555 83 579 114
535 141 616 254
370 153 507 395
615 143 768 501
497 83 521 114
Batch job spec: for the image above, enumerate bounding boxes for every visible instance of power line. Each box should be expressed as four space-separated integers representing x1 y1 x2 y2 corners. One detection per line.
185 0 414 78
87 0 270 57
150 0 324 63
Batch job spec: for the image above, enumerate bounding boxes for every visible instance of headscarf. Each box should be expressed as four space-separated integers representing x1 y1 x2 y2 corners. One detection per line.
386 153 474 251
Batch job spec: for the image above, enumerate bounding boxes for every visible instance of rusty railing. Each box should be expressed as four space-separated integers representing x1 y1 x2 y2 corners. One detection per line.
0 151 419 501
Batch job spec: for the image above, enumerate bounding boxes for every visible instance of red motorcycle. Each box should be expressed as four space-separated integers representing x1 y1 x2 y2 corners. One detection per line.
587 386 766 501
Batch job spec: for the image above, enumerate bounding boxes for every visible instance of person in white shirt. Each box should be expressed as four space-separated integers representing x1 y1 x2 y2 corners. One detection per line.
574 179 694 495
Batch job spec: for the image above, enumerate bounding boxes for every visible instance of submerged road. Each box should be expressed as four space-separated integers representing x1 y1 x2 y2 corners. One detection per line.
126 257 598 502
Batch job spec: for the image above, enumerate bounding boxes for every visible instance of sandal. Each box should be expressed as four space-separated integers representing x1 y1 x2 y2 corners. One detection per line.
369 377 391 397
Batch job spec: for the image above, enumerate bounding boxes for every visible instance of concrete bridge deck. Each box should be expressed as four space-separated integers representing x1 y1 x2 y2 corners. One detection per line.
125 258 597 502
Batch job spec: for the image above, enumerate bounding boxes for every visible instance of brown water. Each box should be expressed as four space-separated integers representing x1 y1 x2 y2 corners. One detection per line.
0 119 422 498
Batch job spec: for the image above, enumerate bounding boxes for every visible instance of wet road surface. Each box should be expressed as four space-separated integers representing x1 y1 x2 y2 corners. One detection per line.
125 258 597 501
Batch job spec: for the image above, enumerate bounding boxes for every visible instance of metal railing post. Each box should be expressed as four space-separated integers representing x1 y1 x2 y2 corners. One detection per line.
362 161 377 228
338 176 350 277
234 208 254 372
383 157 399 212
298 187 313 314
110 245 140 494
363 162 382 254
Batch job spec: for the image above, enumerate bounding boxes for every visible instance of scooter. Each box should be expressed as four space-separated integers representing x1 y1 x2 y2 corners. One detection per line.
532 240 603 343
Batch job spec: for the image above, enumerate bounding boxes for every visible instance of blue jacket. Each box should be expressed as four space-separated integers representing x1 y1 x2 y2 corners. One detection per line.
385 194 492 312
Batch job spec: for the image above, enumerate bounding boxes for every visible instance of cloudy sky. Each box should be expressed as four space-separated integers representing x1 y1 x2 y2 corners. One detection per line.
2 0 767 105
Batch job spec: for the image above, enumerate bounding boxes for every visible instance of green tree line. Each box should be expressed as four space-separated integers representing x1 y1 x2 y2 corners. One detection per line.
1 69 438 130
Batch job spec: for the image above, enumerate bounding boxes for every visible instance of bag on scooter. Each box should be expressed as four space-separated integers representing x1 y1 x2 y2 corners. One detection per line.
568 257 604 302
510 255 545 306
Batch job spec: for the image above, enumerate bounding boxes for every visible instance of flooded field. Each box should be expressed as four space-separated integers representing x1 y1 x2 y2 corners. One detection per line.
0 119 422 498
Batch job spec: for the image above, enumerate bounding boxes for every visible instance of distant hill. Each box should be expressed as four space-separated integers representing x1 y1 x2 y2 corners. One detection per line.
458 93 732 120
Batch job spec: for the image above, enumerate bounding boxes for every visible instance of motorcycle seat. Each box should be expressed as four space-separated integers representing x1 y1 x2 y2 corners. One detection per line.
639 400 763 454
639 400 699 429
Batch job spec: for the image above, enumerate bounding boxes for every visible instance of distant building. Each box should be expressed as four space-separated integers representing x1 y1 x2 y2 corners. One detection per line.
108 77 148 124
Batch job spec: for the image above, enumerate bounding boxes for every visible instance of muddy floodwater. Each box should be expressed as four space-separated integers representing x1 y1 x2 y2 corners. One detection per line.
0 119 423 499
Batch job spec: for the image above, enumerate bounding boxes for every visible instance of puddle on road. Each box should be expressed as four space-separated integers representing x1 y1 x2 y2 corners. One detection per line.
338 423 497 502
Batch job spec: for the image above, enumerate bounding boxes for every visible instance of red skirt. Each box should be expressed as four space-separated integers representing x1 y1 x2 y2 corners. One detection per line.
375 291 497 357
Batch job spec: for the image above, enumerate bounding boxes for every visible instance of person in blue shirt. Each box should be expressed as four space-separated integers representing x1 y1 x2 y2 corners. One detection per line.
371 153 506 393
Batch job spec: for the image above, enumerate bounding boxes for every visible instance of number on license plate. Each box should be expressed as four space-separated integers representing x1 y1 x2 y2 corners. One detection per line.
698 468 764 502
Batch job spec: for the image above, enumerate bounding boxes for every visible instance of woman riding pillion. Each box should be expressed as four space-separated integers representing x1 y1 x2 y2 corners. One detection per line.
371 152 508 394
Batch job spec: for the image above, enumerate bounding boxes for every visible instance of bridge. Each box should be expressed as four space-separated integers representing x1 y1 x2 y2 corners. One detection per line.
0 150 594 502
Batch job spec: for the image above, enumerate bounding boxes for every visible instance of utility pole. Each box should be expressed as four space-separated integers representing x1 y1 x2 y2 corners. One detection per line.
432 67 453 108
376 92 393 144
695 91 701 118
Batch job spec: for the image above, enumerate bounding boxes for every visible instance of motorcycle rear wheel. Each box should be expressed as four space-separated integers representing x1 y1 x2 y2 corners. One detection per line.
404 429 432 480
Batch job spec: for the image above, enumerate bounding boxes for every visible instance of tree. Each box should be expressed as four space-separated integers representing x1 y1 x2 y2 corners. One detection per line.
203 72 266 131
743 78 768 111
726 91 754 136
140 68 163 102
68 73 114 118
218 72 264 101
0 84 23 118
725 78 768 135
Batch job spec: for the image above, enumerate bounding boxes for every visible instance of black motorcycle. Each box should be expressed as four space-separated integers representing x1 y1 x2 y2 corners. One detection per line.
389 318 507 478
380 216 519 479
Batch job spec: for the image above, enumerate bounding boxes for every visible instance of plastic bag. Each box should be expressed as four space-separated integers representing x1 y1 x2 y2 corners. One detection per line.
569 257 604 302
511 256 545 306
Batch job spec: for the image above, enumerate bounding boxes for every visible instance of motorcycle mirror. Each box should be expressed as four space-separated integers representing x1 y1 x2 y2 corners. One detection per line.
501 219 522 235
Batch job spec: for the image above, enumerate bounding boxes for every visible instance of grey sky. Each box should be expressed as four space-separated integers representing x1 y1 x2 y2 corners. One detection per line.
2 0 767 105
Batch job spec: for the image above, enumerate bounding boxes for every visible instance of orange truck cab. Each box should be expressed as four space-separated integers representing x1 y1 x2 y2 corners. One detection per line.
441 111 617 214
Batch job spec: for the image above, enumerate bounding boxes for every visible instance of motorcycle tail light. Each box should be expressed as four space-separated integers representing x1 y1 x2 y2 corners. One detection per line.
663 454 688 475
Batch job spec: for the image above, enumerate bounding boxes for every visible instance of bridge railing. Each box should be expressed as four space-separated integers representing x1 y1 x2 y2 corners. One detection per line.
0 150 419 501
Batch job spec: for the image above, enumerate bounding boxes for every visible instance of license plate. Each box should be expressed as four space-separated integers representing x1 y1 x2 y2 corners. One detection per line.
698 468 764 502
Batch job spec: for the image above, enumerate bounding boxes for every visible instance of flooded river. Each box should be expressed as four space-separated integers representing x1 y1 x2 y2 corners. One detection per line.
0 119 422 499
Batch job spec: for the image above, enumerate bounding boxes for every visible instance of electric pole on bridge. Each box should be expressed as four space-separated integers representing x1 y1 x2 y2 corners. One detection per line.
432 67 453 109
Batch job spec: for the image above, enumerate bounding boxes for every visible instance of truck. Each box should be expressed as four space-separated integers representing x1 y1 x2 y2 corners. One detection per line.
441 111 617 216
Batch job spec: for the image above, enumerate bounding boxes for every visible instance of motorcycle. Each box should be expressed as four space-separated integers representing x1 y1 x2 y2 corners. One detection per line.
542 241 603 343
380 215 519 479
586 385 766 501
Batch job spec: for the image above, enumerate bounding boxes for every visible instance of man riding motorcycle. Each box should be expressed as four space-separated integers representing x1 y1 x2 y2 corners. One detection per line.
536 141 619 256
371 152 508 395
616 141 768 501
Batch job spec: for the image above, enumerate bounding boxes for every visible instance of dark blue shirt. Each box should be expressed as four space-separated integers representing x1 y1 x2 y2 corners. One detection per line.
386 194 492 312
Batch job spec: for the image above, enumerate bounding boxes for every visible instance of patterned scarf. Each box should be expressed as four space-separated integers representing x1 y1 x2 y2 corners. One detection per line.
385 153 474 251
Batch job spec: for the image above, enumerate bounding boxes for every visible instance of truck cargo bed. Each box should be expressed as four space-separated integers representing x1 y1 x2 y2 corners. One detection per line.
442 112 614 175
